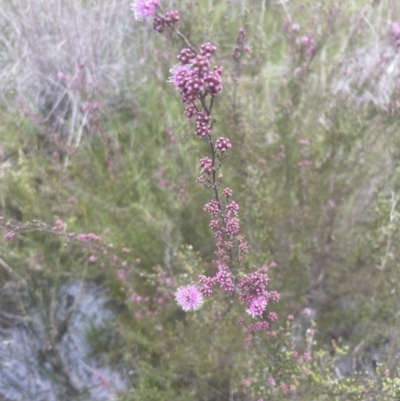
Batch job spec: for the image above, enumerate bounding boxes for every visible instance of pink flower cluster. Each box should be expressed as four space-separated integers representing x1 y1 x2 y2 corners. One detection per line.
238 269 279 318
4 230 15 242
195 112 211 138
131 0 180 32
153 10 180 32
168 45 223 105
215 137 232 152
199 157 214 173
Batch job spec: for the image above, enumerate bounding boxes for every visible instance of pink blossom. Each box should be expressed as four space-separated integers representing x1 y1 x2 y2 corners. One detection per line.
121 247 130 253
195 112 211 138
268 311 278 321
200 42 217 58
88 255 98 263
153 16 164 32
131 0 159 21
175 285 204 311
392 22 400 41
216 267 234 292
292 23 300 32
248 321 269 332
246 296 267 318
215 137 232 152
165 10 180 23
224 216 240 235
203 199 220 216
168 64 191 88
222 188 233 197
52 219 64 230
4 231 15 242
198 275 217 297
226 201 239 216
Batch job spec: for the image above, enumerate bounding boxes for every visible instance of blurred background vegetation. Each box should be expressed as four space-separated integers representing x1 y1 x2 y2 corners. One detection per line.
2 0 400 399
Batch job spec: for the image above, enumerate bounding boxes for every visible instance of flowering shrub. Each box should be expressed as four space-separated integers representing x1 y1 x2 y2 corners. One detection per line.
3 0 400 400
131 0 281 328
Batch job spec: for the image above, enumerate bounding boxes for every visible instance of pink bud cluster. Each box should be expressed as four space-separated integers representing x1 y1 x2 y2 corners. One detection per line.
195 112 211 138
153 10 180 32
199 157 214 173
238 269 279 318
169 46 223 105
131 1 180 32
215 137 232 152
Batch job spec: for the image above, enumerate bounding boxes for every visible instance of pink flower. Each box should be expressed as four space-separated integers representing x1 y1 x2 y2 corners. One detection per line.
246 296 267 318
4 231 15 242
175 285 204 311
222 188 233 197
392 22 400 40
301 36 310 46
53 219 64 230
292 23 300 32
168 64 191 88
131 0 159 21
